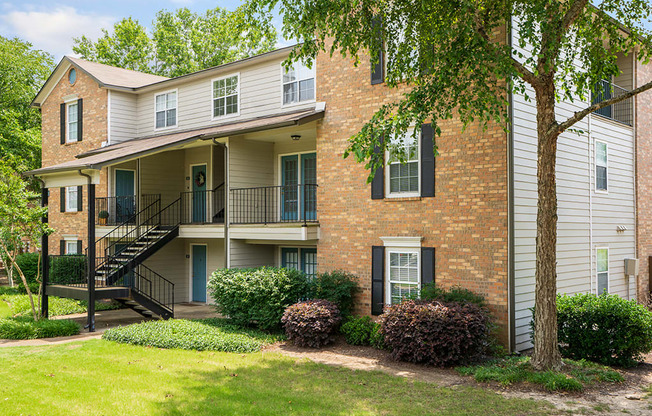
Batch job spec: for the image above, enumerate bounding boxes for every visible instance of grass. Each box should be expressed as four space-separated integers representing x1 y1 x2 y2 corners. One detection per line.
0 316 80 339
102 318 284 353
0 339 556 416
457 356 624 392
0 299 10 319
0 289 122 317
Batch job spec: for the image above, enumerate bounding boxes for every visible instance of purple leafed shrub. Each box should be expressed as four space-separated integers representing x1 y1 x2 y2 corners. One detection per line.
281 299 342 348
380 300 490 366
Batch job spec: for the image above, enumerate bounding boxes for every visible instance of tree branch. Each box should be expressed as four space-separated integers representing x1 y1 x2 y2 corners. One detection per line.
562 0 590 31
556 80 652 135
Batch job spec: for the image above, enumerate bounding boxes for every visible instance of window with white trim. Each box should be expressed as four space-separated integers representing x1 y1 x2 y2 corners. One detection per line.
65 239 79 255
282 62 315 105
66 186 78 212
387 250 420 304
387 131 420 195
155 91 177 128
213 75 239 117
595 141 608 191
597 248 609 294
67 102 78 143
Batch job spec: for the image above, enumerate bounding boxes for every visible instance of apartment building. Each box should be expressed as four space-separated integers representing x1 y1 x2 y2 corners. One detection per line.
28 22 651 350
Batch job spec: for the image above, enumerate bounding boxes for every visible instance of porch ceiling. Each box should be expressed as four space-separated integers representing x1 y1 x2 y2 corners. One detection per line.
26 105 325 182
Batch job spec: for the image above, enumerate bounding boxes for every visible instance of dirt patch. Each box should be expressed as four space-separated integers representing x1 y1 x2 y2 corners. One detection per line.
267 338 652 415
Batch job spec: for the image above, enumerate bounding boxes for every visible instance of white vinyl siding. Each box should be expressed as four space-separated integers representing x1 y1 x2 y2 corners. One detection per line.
282 62 315 105
511 16 636 351
155 91 177 129
67 102 78 142
65 186 78 212
212 74 239 118
109 91 138 144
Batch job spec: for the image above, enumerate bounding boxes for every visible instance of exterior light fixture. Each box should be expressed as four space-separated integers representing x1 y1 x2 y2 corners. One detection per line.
291 134 301 141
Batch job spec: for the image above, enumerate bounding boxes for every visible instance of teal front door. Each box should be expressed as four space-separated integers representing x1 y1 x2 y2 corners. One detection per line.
115 170 135 223
192 165 207 223
192 245 207 302
281 155 298 220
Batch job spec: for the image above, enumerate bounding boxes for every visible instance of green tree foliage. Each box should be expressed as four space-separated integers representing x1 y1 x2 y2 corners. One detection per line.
0 160 52 320
73 6 277 77
0 36 53 173
245 0 652 370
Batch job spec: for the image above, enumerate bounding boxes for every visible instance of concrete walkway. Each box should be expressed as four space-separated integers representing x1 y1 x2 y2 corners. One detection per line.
0 303 219 348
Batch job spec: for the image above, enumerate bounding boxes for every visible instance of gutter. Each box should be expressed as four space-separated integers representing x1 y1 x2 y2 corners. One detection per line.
507 17 516 353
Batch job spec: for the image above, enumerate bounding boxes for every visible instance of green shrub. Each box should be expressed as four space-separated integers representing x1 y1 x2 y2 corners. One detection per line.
282 300 341 348
420 283 486 306
370 323 386 350
49 255 87 285
340 316 378 346
102 318 283 352
380 300 491 366
0 317 80 339
309 271 359 316
208 267 310 330
553 293 652 367
12 252 41 286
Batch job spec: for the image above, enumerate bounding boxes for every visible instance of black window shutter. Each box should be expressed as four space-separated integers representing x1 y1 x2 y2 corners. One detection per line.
370 17 384 85
77 98 83 141
60 240 65 255
421 247 435 288
77 186 83 212
60 188 66 212
60 103 66 144
421 123 435 197
371 138 385 200
77 240 83 254
371 245 385 315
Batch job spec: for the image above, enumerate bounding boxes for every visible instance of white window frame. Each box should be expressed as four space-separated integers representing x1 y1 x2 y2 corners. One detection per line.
596 247 609 294
211 73 240 120
280 62 316 107
65 186 78 212
154 89 178 130
66 101 79 143
64 237 79 255
385 129 421 198
595 140 608 193
385 248 421 305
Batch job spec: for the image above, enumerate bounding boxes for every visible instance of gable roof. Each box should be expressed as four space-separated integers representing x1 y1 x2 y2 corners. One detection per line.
66 57 168 89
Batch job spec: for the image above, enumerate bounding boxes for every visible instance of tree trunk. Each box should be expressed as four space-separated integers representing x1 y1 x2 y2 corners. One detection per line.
531 81 563 371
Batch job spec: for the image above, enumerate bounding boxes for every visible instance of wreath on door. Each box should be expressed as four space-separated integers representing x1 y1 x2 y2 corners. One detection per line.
194 171 206 188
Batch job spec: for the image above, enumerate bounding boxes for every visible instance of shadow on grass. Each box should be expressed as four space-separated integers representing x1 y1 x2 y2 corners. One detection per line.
153 356 554 416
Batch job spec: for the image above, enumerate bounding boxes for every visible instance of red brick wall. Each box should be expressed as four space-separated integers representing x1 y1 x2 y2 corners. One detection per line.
40 66 109 255
636 59 652 302
314 45 510 343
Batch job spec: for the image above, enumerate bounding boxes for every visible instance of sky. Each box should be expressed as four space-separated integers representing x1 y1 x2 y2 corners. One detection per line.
0 0 268 60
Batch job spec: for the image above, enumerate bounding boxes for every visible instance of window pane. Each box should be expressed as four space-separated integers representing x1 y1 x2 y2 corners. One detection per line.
225 76 238 95
283 68 296 83
166 92 176 109
66 241 78 255
596 142 607 165
68 122 78 141
596 166 607 190
166 108 176 126
156 95 166 112
297 63 314 81
67 187 77 211
597 249 608 272
390 283 418 304
299 78 314 101
68 103 78 122
226 95 238 114
213 80 225 98
214 98 225 117
283 83 297 104
156 111 165 128
283 249 299 270
597 272 608 294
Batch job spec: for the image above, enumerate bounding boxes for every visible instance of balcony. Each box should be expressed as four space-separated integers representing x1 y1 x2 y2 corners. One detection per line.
230 184 318 225
180 184 225 225
591 80 633 126
95 194 160 226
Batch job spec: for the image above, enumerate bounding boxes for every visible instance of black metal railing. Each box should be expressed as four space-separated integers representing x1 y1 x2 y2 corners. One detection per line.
180 183 225 224
132 264 175 313
48 255 87 287
591 80 633 126
96 194 160 226
230 184 318 225
92 198 181 286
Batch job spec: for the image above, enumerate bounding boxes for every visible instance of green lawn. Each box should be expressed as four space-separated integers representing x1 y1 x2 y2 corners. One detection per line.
0 340 556 416
0 300 10 319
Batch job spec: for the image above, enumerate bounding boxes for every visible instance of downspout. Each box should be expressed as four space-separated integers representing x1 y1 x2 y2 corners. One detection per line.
212 138 229 268
507 17 516 353
35 177 49 318
78 169 96 332
588 115 594 295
